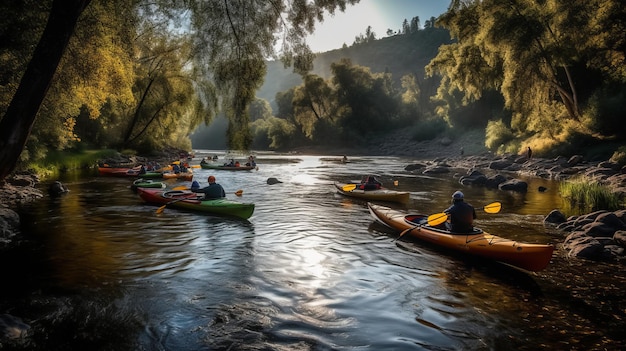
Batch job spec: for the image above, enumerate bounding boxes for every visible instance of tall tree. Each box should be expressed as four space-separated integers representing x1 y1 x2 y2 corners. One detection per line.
0 0 359 181
0 0 91 181
428 0 626 136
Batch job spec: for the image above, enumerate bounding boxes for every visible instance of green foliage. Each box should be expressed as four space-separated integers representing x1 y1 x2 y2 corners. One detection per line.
485 120 515 151
0 0 362 181
250 116 296 150
582 84 626 138
559 177 624 215
25 149 118 179
430 0 626 155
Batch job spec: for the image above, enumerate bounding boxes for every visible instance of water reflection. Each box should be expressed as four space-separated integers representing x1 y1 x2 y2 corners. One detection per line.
3 152 622 350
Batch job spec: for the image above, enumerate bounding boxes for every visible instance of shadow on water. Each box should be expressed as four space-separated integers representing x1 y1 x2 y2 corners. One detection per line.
367 221 544 297
2 153 624 350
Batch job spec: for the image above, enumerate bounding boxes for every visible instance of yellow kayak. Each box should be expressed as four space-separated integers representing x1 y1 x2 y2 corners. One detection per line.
334 182 410 204
367 202 554 271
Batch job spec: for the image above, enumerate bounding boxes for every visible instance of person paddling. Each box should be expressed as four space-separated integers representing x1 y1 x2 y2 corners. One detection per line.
443 191 476 233
192 175 225 200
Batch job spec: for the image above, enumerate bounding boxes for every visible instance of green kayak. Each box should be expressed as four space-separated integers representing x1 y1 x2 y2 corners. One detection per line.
131 179 166 193
137 188 255 219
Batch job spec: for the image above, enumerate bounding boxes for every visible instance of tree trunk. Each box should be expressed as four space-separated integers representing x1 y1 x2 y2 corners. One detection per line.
0 0 91 182
123 77 155 145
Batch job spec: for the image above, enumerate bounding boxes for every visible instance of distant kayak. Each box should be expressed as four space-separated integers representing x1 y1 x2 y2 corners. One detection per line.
200 163 256 171
98 166 161 178
334 182 410 204
130 179 165 193
162 171 194 181
136 188 255 219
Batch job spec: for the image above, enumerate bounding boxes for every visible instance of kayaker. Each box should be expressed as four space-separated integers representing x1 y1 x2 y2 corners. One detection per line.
444 191 476 233
359 175 382 190
246 155 256 167
192 175 225 199
191 180 200 190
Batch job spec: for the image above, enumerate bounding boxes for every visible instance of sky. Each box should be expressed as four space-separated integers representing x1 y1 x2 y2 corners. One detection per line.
306 0 451 53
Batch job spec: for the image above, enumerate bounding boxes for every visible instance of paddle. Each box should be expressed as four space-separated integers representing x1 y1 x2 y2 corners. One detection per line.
155 197 190 214
342 184 357 191
395 202 502 241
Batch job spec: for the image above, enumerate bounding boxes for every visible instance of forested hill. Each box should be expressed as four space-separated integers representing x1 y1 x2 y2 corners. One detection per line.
256 27 452 107
197 1 626 163
192 27 452 150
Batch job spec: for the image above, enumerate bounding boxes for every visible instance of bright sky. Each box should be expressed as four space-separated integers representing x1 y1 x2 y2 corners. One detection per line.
306 0 451 53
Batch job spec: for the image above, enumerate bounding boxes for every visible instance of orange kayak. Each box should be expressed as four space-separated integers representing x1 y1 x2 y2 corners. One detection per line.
162 171 193 181
367 202 554 271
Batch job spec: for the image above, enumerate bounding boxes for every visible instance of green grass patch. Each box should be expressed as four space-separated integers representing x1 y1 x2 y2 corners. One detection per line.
559 177 624 215
25 149 119 179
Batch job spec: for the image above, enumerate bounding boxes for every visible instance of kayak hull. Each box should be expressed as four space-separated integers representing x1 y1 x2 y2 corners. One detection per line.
131 179 166 193
200 163 256 171
137 188 254 219
334 182 410 204
367 202 554 272
98 166 161 178
162 171 194 181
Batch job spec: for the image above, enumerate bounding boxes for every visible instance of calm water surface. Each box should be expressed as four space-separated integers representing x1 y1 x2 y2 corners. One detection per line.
3 152 624 350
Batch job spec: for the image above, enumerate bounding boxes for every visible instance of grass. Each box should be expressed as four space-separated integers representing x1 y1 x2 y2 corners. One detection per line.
25 149 119 179
559 177 624 215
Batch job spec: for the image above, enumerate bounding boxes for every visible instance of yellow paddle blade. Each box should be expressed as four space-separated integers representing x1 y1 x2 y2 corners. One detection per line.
172 186 188 191
342 184 357 191
235 189 243 196
155 204 167 214
427 212 448 226
191 165 201 168
483 202 502 214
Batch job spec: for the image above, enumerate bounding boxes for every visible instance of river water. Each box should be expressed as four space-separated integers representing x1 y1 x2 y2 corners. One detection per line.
3 151 624 350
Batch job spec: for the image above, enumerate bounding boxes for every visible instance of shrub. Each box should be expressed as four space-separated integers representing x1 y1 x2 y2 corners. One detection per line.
559 177 623 215
485 119 515 151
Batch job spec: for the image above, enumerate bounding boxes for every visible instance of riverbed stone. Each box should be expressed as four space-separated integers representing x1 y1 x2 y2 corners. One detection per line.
545 209 567 225
0 313 30 340
498 179 528 192
0 208 20 246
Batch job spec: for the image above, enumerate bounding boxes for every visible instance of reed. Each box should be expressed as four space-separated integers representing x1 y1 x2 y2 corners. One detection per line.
559 177 623 215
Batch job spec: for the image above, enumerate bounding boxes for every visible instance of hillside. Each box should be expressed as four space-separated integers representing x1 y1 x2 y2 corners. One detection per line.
257 27 452 107
192 28 453 150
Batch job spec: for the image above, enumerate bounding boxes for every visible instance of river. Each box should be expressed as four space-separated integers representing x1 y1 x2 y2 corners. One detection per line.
2 151 624 350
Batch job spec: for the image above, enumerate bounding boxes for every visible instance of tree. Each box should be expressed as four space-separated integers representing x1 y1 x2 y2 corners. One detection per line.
0 0 91 181
410 16 420 33
292 74 338 140
428 0 626 151
0 0 360 182
331 59 398 140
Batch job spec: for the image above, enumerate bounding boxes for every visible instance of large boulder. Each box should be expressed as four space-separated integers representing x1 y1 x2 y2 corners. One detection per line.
544 209 567 225
48 181 69 197
0 208 20 246
498 179 528 192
